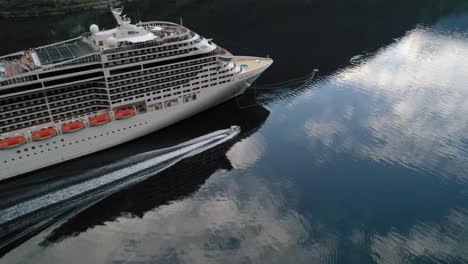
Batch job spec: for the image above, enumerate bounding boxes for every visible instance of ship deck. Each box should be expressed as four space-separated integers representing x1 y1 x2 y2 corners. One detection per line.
36 41 95 65
233 56 274 73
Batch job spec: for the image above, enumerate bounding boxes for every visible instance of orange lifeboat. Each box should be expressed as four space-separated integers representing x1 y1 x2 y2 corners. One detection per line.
115 108 136 120
89 113 111 126
31 127 57 141
0 135 27 149
61 121 85 133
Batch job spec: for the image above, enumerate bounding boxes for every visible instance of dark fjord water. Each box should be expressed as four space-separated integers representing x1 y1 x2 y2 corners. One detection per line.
2 0 468 263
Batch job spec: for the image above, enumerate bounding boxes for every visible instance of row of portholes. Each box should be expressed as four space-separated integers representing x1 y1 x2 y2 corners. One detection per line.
4 121 150 163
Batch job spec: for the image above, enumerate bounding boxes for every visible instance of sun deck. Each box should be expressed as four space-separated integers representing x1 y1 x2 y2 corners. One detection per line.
0 50 37 79
0 39 97 84
0 8 190 85
233 56 274 73
35 41 95 65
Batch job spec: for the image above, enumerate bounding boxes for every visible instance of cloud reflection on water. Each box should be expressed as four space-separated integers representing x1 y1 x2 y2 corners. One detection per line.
285 22 468 263
226 132 267 170
2 166 334 264
371 209 468 264
301 26 468 181
1 121 336 263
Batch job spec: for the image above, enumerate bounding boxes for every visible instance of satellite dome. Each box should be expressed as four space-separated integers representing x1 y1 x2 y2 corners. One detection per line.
106 37 118 48
90 24 99 34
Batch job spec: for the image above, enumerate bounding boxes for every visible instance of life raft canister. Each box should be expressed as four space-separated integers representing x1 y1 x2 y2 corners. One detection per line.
115 108 136 120
0 135 27 149
89 113 111 126
31 127 57 141
61 121 85 133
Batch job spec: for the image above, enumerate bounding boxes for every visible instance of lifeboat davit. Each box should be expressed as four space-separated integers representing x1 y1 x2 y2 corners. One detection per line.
89 113 111 126
31 127 57 141
0 135 27 149
61 121 85 133
115 108 136 120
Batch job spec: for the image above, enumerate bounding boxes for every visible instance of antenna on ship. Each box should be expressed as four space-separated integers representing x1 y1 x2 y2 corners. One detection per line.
179 17 183 26
136 8 142 24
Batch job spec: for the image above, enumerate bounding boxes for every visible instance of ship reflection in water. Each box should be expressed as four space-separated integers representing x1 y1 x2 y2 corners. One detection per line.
0 102 270 260
0 125 241 240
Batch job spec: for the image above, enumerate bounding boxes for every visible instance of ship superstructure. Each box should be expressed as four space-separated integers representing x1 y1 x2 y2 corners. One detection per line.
0 8 273 181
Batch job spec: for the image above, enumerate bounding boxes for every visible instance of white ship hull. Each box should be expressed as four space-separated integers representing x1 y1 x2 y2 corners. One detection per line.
0 58 271 181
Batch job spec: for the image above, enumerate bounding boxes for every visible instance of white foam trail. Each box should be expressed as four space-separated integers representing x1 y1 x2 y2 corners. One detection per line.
0 126 240 224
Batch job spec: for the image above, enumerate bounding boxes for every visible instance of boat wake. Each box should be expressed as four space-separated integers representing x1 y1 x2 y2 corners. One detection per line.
0 126 240 253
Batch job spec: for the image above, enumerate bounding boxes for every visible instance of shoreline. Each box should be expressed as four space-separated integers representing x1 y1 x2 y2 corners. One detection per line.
0 1 120 19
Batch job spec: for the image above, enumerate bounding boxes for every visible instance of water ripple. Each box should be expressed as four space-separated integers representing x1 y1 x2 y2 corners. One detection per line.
371 209 468 264
297 26 468 181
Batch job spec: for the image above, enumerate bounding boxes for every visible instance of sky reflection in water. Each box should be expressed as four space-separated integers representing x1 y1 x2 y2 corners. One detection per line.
262 22 468 263
298 27 468 180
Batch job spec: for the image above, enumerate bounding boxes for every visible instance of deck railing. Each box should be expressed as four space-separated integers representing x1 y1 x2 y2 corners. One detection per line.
102 30 192 55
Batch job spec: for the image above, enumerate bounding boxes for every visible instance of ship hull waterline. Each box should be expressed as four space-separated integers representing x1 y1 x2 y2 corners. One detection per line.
0 64 268 182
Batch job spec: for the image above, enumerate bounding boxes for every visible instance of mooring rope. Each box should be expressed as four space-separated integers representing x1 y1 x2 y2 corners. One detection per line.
257 69 320 89
236 69 319 109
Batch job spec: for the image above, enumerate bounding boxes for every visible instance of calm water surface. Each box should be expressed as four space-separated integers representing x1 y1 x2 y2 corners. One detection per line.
2 0 468 263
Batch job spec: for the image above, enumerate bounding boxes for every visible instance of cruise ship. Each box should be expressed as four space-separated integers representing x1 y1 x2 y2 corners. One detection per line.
0 8 273 181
